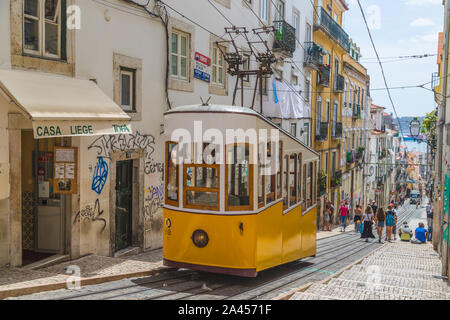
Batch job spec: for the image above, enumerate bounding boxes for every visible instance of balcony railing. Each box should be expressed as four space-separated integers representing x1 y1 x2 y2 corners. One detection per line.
346 151 355 164
317 64 330 87
273 20 296 58
315 7 350 51
332 121 342 138
304 42 323 69
352 105 361 119
331 170 342 188
315 122 329 141
431 72 440 90
334 74 345 92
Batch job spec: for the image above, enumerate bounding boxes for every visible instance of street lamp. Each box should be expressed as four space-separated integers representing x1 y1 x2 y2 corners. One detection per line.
409 118 421 138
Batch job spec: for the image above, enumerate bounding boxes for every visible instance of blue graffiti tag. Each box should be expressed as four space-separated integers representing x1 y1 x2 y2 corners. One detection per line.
92 157 109 195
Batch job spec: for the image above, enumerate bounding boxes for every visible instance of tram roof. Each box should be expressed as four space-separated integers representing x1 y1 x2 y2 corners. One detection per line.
164 104 318 156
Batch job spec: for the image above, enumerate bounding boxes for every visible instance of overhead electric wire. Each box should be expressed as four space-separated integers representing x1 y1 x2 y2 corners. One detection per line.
356 0 407 145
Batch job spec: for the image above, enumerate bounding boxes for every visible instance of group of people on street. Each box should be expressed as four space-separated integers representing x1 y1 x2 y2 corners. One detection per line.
322 196 432 245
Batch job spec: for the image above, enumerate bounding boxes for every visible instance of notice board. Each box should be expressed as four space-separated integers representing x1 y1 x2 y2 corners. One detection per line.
53 146 78 194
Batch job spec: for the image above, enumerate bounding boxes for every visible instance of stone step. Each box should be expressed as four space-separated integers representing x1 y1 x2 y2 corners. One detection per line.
371 249 440 259
304 283 413 300
361 258 441 273
350 265 442 279
326 278 449 300
339 270 448 292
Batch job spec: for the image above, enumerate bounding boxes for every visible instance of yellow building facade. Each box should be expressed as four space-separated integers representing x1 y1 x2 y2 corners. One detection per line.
307 0 349 225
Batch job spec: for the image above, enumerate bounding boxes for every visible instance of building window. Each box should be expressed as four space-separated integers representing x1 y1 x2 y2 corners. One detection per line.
275 0 285 21
24 0 63 59
120 67 136 112
260 0 269 22
290 123 297 137
291 74 298 86
260 75 268 96
305 23 312 43
171 30 189 80
292 10 300 41
304 123 310 147
243 53 251 82
305 79 310 102
316 97 322 136
212 45 225 86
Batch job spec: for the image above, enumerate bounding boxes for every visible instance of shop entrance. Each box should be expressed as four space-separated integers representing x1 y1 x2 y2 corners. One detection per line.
21 132 68 266
115 160 133 252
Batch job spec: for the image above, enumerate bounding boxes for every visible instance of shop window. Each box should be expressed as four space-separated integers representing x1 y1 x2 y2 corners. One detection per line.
184 164 220 210
226 144 253 211
24 0 64 59
165 142 179 206
290 154 297 207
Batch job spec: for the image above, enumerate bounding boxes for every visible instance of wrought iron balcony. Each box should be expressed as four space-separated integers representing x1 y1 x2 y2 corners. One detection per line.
273 20 296 58
304 42 323 70
315 7 350 51
332 121 342 138
317 64 330 87
346 151 355 164
352 105 361 120
315 122 329 141
331 170 342 188
356 147 365 161
431 72 440 90
334 74 345 93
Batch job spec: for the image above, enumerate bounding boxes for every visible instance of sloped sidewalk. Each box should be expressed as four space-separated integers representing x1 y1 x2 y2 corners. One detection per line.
0 249 169 299
290 242 450 300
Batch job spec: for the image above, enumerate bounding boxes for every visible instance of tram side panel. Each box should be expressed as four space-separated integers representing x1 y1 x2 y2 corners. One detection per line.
281 205 303 264
163 209 258 272
255 201 283 272
300 206 317 257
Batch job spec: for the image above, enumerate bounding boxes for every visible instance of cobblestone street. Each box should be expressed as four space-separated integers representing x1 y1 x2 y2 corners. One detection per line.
290 242 450 300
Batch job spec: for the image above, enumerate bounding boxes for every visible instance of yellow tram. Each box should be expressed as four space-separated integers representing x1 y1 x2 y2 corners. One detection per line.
163 105 319 277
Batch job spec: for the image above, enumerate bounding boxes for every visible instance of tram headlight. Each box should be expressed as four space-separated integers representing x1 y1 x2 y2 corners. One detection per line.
191 229 209 248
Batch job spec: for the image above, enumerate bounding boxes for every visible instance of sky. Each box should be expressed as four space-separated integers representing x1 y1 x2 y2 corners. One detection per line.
343 0 444 117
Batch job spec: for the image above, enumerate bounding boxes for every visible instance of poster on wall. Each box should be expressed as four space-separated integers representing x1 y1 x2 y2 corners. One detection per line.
53 147 78 194
194 52 211 83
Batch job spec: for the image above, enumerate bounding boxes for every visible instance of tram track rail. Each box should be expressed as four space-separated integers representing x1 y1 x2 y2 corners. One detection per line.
30 204 418 300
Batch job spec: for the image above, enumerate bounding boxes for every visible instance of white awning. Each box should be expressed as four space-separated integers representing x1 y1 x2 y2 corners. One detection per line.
0 69 132 138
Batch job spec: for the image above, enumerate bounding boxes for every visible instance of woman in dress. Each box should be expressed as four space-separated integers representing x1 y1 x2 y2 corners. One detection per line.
361 206 376 242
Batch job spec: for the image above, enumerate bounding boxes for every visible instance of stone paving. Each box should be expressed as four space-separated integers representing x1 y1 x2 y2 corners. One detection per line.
0 249 164 297
291 242 450 300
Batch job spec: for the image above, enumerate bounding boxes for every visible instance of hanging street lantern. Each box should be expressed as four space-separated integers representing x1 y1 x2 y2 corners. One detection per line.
409 118 421 138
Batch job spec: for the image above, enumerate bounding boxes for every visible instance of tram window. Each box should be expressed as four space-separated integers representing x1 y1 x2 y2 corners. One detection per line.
313 161 317 203
297 153 302 203
258 142 265 208
290 154 297 207
306 162 312 208
226 144 253 211
196 142 220 164
165 142 179 206
277 141 283 199
184 164 220 210
303 164 307 207
283 155 288 209
266 142 276 204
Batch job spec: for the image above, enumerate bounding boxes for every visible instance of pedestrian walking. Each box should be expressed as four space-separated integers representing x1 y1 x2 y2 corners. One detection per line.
339 201 349 232
426 203 433 229
323 203 330 231
361 206 375 242
375 207 386 243
391 203 398 241
328 201 335 231
370 200 378 219
354 204 363 233
385 204 396 242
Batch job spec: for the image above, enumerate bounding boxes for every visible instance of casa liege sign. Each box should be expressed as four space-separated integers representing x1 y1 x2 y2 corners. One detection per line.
32 121 132 139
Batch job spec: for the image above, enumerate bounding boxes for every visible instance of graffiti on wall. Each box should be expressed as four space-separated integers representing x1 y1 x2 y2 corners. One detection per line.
73 198 106 232
91 156 109 195
87 131 163 175
144 183 164 218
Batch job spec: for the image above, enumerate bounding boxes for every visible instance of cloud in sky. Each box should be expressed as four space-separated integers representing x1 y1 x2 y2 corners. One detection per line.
410 32 439 43
410 18 436 27
403 0 441 5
